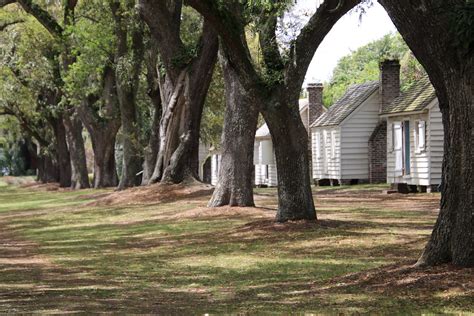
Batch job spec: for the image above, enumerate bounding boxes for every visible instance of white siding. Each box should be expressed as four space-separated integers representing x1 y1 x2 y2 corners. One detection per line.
311 126 341 180
428 101 444 184
254 139 278 186
340 92 381 180
211 154 221 186
198 143 210 181
386 109 437 186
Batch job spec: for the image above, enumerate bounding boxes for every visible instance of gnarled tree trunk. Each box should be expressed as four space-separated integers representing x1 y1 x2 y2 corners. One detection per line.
111 0 145 190
90 130 119 188
141 38 162 185
77 68 121 189
139 1 218 185
208 51 259 207
37 152 59 183
262 95 316 222
417 74 473 267
51 116 72 188
63 114 90 189
380 0 473 267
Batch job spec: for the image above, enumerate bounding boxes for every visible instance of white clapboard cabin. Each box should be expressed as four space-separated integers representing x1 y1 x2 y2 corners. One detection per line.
380 76 442 191
311 81 382 185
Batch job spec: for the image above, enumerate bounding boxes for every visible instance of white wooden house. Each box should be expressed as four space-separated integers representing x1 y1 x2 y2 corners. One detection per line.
310 81 382 184
380 76 442 191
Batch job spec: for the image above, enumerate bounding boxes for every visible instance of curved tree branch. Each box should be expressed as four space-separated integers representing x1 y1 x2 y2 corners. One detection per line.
286 0 360 92
15 0 63 37
184 0 263 93
0 19 24 31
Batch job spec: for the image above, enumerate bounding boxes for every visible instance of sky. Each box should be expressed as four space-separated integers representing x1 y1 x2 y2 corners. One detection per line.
290 1 397 83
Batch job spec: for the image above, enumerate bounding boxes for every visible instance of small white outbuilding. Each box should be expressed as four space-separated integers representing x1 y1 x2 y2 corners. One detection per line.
380 76 443 191
311 81 382 184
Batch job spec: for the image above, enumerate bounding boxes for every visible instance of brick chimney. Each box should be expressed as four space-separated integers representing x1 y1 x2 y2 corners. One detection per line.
307 82 324 127
379 59 400 113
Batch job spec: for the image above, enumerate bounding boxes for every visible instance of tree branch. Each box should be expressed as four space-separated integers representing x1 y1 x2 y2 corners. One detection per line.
286 0 361 91
185 0 263 93
0 19 24 31
16 0 64 37
138 0 185 76
258 14 284 73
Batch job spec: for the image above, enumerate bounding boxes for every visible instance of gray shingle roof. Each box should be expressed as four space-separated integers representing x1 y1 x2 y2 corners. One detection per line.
381 75 436 115
311 81 379 127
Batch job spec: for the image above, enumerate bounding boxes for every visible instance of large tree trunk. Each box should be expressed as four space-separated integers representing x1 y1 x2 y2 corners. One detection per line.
51 116 72 188
380 0 473 267
117 96 142 189
149 76 186 183
37 152 59 184
161 28 218 183
142 108 160 184
208 51 259 207
141 39 162 185
417 75 473 267
142 86 161 184
111 0 144 190
262 96 316 222
77 66 121 189
90 130 119 188
139 2 218 185
63 114 90 189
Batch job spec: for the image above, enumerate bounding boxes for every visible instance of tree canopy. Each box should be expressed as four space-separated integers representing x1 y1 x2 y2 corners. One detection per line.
323 33 426 106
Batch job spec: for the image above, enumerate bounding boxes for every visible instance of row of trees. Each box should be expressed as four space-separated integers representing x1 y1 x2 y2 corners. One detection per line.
0 0 472 267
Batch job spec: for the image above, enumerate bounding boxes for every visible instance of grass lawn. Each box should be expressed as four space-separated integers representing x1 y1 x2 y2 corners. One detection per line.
0 177 472 314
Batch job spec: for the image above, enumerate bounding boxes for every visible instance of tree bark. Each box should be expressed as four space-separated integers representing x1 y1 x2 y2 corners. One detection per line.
111 0 145 190
208 51 259 207
89 130 119 188
141 37 162 185
139 1 218 185
262 94 317 222
37 151 59 183
416 75 473 267
161 27 218 184
77 64 121 189
51 116 72 188
63 113 90 189
379 0 473 267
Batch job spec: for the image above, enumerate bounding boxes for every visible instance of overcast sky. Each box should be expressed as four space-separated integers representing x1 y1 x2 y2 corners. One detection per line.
291 1 397 83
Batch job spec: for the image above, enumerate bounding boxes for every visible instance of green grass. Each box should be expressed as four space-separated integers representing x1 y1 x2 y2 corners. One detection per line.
0 179 471 314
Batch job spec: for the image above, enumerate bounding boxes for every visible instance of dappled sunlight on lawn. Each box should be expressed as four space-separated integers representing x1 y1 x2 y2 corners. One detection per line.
0 181 471 314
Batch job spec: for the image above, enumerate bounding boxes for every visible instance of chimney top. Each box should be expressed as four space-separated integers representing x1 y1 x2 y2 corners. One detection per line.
379 59 401 113
379 59 400 69
307 82 323 89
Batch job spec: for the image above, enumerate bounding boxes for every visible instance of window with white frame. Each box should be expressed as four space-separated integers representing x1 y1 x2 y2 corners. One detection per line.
414 120 426 153
330 130 336 158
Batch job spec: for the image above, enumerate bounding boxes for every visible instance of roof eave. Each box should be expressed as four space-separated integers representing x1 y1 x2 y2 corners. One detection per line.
380 109 428 118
